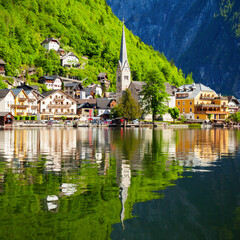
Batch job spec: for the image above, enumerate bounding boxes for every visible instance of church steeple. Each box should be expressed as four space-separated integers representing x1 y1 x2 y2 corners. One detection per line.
116 21 131 95
119 21 128 69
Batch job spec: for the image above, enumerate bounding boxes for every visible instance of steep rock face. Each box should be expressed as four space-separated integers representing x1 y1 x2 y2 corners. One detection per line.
107 0 240 97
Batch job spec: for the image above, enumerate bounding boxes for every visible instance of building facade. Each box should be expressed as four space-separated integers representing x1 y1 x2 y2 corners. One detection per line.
41 38 60 51
39 76 62 90
176 83 229 121
0 89 15 115
39 90 77 120
61 52 79 67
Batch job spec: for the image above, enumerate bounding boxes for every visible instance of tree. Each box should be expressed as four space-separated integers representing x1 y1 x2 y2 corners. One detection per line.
61 81 65 91
141 69 169 124
168 107 180 123
229 112 240 123
110 104 123 119
118 89 141 121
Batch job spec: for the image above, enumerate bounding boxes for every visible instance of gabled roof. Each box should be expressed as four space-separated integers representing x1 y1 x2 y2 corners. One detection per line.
228 96 239 105
60 52 79 60
0 59 6 65
64 82 83 90
96 98 115 109
41 90 77 102
98 73 107 78
176 83 216 99
41 37 60 45
40 75 60 81
11 89 23 96
0 89 14 101
0 112 13 117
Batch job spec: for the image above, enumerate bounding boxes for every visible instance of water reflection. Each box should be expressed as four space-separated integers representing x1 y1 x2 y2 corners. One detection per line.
0 128 239 239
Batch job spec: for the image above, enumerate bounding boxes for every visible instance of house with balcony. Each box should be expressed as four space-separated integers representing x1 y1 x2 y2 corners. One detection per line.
176 83 229 122
0 89 16 115
24 90 39 117
39 90 77 120
39 75 62 90
11 89 30 117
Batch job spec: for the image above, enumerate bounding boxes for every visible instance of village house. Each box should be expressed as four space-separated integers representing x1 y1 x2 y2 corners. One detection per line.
39 75 62 90
11 89 30 117
39 90 77 120
97 73 110 90
0 59 6 76
41 38 60 51
60 52 79 67
85 83 103 98
227 96 239 115
64 82 84 99
24 90 38 117
176 83 229 122
77 99 97 118
0 89 15 116
96 98 117 119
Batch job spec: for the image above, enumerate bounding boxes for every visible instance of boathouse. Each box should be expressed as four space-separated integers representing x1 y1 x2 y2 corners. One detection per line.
0 112 14 127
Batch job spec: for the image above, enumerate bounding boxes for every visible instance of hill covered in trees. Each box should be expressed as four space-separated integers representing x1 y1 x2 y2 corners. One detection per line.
0 0 192 89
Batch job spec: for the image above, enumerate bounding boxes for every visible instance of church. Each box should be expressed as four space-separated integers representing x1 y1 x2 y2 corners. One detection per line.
116 22 132 99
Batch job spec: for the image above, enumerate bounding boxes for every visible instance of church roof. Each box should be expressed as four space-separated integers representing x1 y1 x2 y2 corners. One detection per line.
119 23 128 68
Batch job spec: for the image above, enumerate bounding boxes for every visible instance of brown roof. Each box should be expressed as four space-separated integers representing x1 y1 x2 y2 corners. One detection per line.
0 112 13 117
77 99 97 105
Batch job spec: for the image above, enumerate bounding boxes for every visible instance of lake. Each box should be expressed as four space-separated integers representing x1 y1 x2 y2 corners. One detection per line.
0 127 239 240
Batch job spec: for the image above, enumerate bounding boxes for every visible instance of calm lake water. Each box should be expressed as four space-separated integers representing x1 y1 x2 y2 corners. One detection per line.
0 127 240 240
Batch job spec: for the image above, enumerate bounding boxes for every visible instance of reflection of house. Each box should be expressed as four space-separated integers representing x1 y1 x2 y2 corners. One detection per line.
64 82 84 99
176 83 229 122
60 52 79 67
0 89 15 115
39 90 77 120
227 96 239 115
11 89 29 117
41 37 60 51
96 98 116 119
0 59 6 76
39 75 62 90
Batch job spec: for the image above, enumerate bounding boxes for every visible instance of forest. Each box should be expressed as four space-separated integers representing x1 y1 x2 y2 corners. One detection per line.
0 0 193 90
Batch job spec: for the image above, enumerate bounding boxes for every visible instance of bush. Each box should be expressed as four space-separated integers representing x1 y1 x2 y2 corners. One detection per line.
31 116 37 120
25 116 30 120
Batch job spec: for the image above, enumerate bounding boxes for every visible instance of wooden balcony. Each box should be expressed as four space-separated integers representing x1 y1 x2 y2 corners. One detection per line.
48 104 71 108
18 105 29 109
31 105 38 109
28 98 36 102
199 96 215 100
11 104 18 108
18 97 27 102
195 104 221 108
17 112 24 116
195 111 228 115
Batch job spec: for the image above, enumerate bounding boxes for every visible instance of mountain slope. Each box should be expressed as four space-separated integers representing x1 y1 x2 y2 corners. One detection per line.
0 0 190 89
107 0 240 96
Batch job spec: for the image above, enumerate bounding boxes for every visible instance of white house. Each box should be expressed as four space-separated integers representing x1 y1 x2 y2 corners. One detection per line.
39 90 77 120
39 76 62 90
41 38 60 51
96 98 116 119
227 96 239 115
25 90 38 116
0 89 15 115
61 52 79 67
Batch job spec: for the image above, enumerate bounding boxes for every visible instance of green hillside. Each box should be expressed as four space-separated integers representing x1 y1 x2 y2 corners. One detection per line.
0 0 192 89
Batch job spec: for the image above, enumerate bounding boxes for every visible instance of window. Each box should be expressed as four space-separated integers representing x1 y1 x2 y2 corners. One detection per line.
183 108 185 113
190 107 192 113
118 76 120 82
197 115 199 119
178 101 180 105
50 96 52 99
190 101 192 105
49 109 51 112
61 109 63 112
42 101 45 104
43 109 45 113
124 76 129 80
71 109 74 112
183 101 185 105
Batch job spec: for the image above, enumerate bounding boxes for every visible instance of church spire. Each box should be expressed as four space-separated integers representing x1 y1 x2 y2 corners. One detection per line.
116 20 131 95
119 20 128 68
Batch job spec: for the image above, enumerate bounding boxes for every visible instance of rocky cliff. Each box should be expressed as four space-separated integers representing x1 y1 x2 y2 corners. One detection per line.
107 0 240 97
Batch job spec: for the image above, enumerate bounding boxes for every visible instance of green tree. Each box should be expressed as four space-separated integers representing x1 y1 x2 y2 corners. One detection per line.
141 69 169 125
229 112 240 123
118 89 141 121
168 107 180 123
61 81 65 91
111 104 123 119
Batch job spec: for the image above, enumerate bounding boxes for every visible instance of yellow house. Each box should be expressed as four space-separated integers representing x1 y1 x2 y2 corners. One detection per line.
11 89 29 117
176 83 229 121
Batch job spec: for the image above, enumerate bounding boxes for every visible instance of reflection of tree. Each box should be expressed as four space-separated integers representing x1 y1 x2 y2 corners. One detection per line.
0 128 184 239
